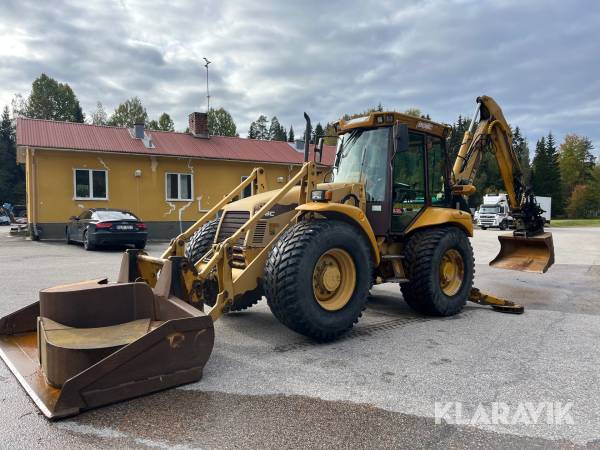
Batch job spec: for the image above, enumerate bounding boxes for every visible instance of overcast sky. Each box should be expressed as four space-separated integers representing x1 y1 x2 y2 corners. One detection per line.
1 0 598 154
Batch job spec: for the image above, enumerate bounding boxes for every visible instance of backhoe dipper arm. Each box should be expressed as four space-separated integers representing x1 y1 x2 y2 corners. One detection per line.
451 96 545 236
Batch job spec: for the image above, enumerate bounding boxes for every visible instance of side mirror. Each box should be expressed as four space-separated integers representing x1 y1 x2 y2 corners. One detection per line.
314 137 324 164
393 122 409 153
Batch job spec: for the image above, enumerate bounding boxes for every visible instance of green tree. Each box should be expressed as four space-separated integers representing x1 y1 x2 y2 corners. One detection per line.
149 113 175 132
248 115 269 140
559 134 596 199
21 73 84 122
404 108 422 118
158 113 175 132
108 97 148 127
565 184 596 218
288 125 295 142
531 134 563 216
208 107 237 136
313 122 324 144
511 126 530 184
90 101 108 125
323 123 338 146
269 116 286 141
0 106 24 203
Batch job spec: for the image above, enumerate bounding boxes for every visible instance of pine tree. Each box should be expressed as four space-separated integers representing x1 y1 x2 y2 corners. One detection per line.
269 116 285 141
313 123 324 144
253 115 269 140
288 125 294 142
0 106 24 203
248 121 257 139
511 126 530 184
531 135 563 216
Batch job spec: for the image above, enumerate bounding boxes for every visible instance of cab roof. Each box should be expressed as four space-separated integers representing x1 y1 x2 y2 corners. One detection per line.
334 111 450 139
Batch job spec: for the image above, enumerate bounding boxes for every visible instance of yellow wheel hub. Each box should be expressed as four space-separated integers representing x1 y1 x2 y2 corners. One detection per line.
439 249 464 296
312 248 356 311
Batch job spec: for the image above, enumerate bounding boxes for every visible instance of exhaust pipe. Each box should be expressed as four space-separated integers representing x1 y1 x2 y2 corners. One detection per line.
303 112 311 163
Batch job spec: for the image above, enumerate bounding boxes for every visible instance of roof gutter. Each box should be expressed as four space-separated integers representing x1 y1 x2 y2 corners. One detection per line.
15 145 322 167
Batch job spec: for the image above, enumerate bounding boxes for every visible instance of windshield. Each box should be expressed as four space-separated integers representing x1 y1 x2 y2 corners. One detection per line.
480 205 500 214
334 127 389 201
93 210 139 221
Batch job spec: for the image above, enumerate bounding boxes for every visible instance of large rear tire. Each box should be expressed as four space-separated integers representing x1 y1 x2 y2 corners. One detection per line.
185 219 262 311
264 220 373 341
400 227 474 316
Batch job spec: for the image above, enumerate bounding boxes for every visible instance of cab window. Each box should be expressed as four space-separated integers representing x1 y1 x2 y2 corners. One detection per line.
392 132 426 231
427 136 447 206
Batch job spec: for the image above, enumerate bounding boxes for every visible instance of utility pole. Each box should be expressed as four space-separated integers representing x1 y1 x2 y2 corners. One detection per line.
203 57 211 113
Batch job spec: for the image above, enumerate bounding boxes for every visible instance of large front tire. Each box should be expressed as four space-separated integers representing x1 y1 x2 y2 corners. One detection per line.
400 227 474 316
185 219 262 311
264 220 373 341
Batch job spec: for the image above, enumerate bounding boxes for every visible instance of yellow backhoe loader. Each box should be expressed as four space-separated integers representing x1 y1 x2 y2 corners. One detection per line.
0 96 554 418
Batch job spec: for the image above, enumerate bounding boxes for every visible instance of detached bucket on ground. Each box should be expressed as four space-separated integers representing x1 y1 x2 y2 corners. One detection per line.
489 232 555 273
0 259 214 419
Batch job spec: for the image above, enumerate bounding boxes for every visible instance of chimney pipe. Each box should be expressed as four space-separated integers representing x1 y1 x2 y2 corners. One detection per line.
134 123 145 139
189 112 209 138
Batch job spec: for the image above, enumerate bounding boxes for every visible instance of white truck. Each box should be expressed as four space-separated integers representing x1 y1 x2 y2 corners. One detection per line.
477 194 552 229
477 194 512 230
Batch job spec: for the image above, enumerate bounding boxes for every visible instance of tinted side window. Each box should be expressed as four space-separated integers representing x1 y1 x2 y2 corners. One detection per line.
427 137 447 206
391 132 426 231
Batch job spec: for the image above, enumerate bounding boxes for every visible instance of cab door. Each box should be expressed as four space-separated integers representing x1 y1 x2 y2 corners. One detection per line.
391 132 427 232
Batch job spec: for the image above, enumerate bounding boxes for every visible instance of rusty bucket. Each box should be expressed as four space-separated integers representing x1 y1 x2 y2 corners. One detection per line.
0 260 214 419
489 232 555 273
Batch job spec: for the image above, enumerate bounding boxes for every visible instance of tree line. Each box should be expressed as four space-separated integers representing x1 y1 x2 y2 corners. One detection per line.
1 73 598 219
447 115 598 218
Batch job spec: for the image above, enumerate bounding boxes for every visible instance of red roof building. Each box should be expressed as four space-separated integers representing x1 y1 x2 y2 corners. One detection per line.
16 113 336 240
17 117 335 165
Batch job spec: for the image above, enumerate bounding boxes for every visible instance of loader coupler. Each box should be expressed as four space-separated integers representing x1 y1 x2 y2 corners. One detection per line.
489 232 555 273
0 278 214 419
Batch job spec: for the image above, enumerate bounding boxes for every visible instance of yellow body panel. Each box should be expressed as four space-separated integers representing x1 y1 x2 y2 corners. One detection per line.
296 202 381 264
335 111 451 139
405 207 473 237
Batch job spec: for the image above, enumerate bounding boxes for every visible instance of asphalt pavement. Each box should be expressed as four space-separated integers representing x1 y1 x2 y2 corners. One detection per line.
0 225 599 449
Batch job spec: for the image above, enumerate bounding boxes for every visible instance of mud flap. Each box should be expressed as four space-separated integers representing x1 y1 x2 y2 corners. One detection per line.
489 232 555 273
0 273 214 419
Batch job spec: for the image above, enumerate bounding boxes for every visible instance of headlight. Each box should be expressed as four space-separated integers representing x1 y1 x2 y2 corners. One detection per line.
311 190 332 202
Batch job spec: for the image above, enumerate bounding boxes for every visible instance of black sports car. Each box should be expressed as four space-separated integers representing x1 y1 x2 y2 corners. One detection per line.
66 208 148 250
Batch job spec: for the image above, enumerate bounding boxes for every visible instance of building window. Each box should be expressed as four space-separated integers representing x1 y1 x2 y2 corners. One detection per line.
241 176 253 198
74 169 108 200
166 173 193 201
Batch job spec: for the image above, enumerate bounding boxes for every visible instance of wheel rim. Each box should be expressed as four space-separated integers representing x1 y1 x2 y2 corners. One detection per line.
84 232 88 247
439 249 464 296
312 248 356 311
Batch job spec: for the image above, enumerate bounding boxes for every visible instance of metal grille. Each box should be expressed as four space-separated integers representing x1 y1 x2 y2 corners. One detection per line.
217 211 250 269
217 211 250 242
252 221 267 244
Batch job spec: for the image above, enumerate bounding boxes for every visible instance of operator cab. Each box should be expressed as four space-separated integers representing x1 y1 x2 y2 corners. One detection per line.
332 112 452 235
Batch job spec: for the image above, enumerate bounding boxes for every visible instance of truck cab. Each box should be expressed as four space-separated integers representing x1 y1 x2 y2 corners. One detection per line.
477 194 513 230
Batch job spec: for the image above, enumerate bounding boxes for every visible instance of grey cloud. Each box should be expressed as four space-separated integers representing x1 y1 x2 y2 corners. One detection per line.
0 0 598 154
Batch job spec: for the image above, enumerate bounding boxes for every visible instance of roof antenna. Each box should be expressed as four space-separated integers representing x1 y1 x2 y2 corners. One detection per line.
203 57 211 113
